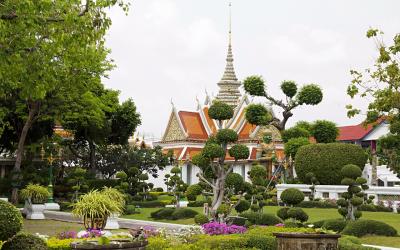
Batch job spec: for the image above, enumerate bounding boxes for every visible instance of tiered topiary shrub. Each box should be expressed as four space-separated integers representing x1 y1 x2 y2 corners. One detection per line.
337 164 369 221
277 188 308 224
2 233 47 250
295 143 368 184
0 200 23 242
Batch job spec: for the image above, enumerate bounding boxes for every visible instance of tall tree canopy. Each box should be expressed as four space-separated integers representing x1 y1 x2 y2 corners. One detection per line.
243 76 323 131
347 29 400 175
0 0 129 203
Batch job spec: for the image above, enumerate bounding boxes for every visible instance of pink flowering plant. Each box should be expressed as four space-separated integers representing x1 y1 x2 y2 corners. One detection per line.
202 222 246 235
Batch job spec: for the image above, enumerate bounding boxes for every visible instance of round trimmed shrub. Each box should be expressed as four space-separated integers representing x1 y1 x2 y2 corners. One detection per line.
208 101 234 121
186 184 203 201
2 233 47 250
194 214 209 225
280 188 304 206
342 220 397 237
258 213 282 225
235 200 251 213
171 208 198 220
217 203 230 216
295 143 368 185
341 164 362 179
297 84 323 105
243 75 266 96
281 80 297 98
0 200 23 241
277 207 290 220
228 144 250 160
216 129 238 144
312 120 338 143
245 104 272 126
322 219 348 232
287 208 308 222
202 143 225 159
150 208 175 219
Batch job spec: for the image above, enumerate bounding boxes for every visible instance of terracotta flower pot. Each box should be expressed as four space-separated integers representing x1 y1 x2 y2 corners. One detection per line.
273 232 341 250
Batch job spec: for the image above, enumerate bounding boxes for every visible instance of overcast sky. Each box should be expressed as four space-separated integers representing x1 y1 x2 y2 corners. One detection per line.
103 0 400 140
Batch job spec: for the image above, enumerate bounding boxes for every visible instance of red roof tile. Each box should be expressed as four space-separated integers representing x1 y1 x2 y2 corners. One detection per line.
338 119 384 141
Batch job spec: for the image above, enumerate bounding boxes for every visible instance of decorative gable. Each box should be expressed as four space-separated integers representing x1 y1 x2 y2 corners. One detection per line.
162 112 187 142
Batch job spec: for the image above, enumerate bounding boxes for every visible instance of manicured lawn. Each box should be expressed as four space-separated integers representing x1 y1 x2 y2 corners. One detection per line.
22 219 84 236
361 236 400 248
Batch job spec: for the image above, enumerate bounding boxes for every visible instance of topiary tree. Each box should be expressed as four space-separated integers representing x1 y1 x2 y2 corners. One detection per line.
305 172 319 201
312 120 339 143
67 167 89 202
278 188 308 223
281 127 311 143
243 76 323 131
186 184 203 201
284 137 310 159
295 143 368 185
0 200 23 242
2 232 47 250
164 166 187 208
246 165 268 213
337 164 368 221
235 199 251 213
193 101 250 219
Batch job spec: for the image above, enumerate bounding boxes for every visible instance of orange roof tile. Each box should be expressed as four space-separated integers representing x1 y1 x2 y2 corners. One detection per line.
178 111 209 140
162 148 184 159
181 147 202 160
203 107 217 134
232 109 246 131
238 122 256 140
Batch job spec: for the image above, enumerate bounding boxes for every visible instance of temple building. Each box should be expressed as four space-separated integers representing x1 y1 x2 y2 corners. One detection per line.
152 19 283 188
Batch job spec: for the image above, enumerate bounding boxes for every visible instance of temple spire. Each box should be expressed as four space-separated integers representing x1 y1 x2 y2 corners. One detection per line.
215 2 241 108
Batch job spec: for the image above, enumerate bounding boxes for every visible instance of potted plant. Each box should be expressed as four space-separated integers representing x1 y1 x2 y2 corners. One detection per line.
72 190 124 230
20 184 50 220
102 187 126 230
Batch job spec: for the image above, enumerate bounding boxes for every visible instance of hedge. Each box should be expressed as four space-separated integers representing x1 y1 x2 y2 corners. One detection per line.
298 200 337 208
295 143 367 184
241 211 282 226
129 201 166 208
150 208 198 220
322 219 347 232
339 236 377 250
341 220 397 237
2 233 47 250
0 200 23 241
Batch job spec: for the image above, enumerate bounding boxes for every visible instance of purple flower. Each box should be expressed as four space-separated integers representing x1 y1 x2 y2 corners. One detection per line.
275 223 285 227
202 222 246 235
57 231 77 239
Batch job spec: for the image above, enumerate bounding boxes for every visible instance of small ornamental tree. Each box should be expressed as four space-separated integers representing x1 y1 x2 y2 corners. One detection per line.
337 164 368 221
277 188 308 223
165 166 187 208
284 137 310 159
243 76 323 131
186 184 203 201
193 101 250 218
246 165 268 213
305 172 319 201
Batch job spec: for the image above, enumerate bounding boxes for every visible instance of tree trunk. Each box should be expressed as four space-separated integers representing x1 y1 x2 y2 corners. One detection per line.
211 177 225 219
88 139 96 173
11 101 39 204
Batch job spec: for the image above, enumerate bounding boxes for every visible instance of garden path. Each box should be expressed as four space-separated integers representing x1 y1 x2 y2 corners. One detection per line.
43 211 199 232
363 245 400 250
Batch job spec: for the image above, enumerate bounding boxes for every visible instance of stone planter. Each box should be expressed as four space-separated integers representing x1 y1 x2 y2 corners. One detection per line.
273 233 341 250
105 213 120 230
71 240 148 250
45 202 61 211
26 204 46 220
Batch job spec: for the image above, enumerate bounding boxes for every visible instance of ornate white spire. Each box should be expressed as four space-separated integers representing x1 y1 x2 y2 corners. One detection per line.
215 2 241 107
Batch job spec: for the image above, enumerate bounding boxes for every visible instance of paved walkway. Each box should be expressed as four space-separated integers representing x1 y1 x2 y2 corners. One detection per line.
363 244 400 250
43 211 198 231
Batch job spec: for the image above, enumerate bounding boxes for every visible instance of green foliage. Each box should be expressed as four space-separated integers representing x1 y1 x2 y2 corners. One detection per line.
191 154 210 169
0 200 23 241
280 188 304 206
284 137 310 158
321 219 348 232
150 208 198 220
280 80 297 98
216 129 238 144
243 75 266 96
341 164 362 179
281 127 310 143
245 234 276 250
276 207 290 220
72 190 123 229
47 237 76 250
208 101 234 121
194 214 209 225
248 165 267 186
295 143 368 185
195 234 246 250
217 203 231 216
297 84 323 105
241 211 282 226
287 208 308 222
150 208 175 219
312 120 339 143
225 173 244 191
245 104 272 126
235 200 251 213
186 184 203 201
341 220 398 237
20 184 50 204
202 143 225 159
228 144 250 160
339 235 376 250
2 233 47 250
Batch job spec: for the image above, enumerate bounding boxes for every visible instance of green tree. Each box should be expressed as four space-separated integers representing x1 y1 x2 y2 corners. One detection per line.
347 29 400 175
165 166 187 208
284 137 310 159
312 120 338 143
0 0 129 203
243 76 323 131
192 101 250 218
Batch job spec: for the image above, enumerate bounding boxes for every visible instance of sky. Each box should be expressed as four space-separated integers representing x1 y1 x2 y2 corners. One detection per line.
103 0 400 140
